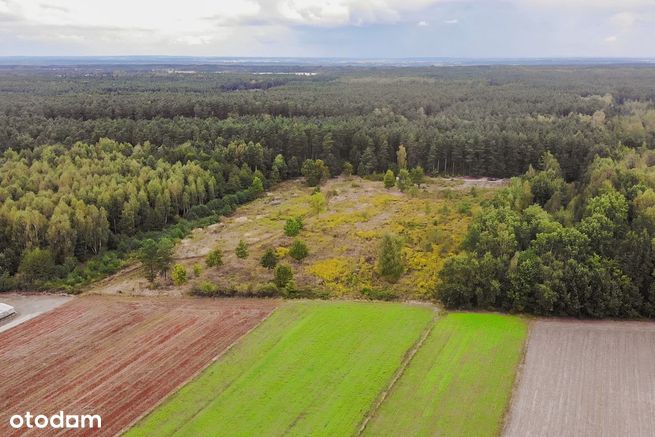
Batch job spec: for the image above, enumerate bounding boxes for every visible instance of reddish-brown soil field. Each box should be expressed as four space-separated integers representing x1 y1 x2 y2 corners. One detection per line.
504 319 655 437
0 296 277 436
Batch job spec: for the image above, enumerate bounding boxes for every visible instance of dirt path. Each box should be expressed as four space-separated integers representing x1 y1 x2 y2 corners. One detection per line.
504 319 655 437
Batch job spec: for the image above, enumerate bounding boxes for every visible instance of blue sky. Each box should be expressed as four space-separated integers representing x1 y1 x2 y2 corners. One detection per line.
0 0 653 57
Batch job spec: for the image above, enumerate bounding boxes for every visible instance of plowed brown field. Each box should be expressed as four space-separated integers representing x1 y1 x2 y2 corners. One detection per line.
504 320 655 437
0 296 277 436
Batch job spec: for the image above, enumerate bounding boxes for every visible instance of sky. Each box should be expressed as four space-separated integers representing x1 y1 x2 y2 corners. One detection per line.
0 0 654 58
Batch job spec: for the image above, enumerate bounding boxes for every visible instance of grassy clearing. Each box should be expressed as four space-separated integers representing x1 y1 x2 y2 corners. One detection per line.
127 300 434 437
364 313 528 437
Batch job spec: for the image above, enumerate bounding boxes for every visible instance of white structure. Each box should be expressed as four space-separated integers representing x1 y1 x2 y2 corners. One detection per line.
0 302 16 320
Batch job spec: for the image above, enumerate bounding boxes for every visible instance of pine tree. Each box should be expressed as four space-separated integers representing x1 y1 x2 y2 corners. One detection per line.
206 247 223 267
261 248 278 269
377 234 404 282
396 169 411 192
289 239 309 261
236 240 249 259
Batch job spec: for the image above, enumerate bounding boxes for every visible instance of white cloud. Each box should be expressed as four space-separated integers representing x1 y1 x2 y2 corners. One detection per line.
276 0 442 26
1 0 655 56
611 12 637 29
277 0 351 25
177 35 214 46
5 0 261 30
520 0 653 7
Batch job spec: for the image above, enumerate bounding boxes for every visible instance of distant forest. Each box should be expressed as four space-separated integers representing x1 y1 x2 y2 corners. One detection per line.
2 66 655 179
2 65 655 316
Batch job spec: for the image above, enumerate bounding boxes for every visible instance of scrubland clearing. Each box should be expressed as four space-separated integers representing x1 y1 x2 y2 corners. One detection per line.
88 176 498 299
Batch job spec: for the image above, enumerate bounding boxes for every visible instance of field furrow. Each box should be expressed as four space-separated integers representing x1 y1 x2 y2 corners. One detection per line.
364 313 528 436
0 296 277 437
504 320 655 437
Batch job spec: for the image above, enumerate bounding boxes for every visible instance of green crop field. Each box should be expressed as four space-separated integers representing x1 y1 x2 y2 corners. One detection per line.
364 313 527 437
127 300 434 437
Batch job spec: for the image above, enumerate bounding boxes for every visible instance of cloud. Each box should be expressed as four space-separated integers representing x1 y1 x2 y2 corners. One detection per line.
519 0 654 7
1 0 655 57
176 35 214 46
4 0 262 29
611 12 637 29
276 0 442 26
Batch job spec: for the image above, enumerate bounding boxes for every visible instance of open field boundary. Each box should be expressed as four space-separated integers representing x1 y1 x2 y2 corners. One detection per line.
357 308 439 435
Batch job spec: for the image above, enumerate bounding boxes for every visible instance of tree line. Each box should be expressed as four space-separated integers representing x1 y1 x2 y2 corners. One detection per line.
438 149 655 318
0 138 273 288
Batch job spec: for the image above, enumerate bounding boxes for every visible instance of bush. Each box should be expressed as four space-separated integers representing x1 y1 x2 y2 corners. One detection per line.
171 264 188 285
251 176 264 196
235 240 249 259
205 247 223 267
342 162 353 177
193 263 202 277
0 272 18 292
186 204 212 220
274 264 293 288
289 239 309 261
377 234 404 282
361 287 398 301
301 159 330 186
284 217 304 236
18 248 56 285
457 201 472 215
193 280 219 295
396 168 411 192
309 192 327 215
384 169 395 189
410 166 425 187
261 248 278 269
255 283 281 297
206 198 225 212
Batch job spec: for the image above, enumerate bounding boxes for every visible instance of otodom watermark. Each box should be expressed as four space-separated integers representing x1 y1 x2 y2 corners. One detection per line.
9 411 101 430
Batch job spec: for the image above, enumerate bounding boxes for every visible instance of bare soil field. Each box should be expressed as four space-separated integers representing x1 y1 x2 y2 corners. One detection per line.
0 296 277 436
0 293 73 333
504 319 655 437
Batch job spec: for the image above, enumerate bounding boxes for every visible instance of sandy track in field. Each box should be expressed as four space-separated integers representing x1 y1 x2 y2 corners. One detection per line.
0 296 277 436
504 319 655 437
